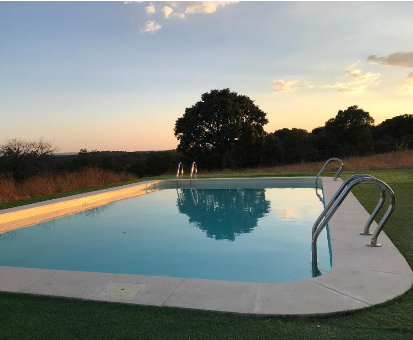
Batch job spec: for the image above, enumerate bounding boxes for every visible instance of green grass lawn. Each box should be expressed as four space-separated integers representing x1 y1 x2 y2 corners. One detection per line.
0 169 412 339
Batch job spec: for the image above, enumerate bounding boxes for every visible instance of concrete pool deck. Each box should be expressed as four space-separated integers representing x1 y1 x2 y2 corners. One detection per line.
0 177 412 315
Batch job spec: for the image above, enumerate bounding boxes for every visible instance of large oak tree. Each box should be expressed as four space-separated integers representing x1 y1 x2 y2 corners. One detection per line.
174 89 268 167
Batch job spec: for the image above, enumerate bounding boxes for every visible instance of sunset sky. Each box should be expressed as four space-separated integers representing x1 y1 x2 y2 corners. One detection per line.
1 1 412 152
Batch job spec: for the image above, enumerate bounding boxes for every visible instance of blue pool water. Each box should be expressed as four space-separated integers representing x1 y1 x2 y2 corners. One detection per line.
0 183 332 283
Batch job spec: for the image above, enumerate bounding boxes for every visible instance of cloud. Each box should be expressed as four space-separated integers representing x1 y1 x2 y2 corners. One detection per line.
367 52 413 68
303 81 315 89
343 68 381 85
323 83 366 94
348 60 361 68
272 62 381 95
401 72 413 93
272 80 299 93
145 4 156 14
141 21 162 33
127 1 237 23
161 6 174 18
271 80 315 93
181 1 239 14
367 52 413 92
322 61 381 94
172 12 186 19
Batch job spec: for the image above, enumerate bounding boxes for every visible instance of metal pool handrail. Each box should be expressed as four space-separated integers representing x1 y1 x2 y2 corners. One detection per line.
361 186 386 237
312 174 374 233
315 186 323 204
311 175 395 277
315 158 343 184
190 162 197 183
176 162 184 180
313 176 395 247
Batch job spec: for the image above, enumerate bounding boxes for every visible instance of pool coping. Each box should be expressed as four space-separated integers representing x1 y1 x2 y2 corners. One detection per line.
0 177 412 315
0 180 160 234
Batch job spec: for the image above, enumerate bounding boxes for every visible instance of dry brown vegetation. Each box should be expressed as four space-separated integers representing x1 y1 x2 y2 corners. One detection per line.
215 150 413 174
0 150 412 204
0 167 136 203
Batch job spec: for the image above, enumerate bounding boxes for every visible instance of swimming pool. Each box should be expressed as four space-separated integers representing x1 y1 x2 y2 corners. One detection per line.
0 178 331 283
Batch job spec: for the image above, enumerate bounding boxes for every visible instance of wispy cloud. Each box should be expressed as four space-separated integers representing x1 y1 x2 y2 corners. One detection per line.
343 68 380 85
141 21 162 33
172 12 186 19
303 81 315 89
367 52 413 68
322 61 381 94
272 62 381 95
272 80 299 93
322 83 366 94
401 72 413 93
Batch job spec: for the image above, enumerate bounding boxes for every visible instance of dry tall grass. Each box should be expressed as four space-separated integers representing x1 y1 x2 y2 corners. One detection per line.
0 167 136 204
1 150 411 204
217 150 413 174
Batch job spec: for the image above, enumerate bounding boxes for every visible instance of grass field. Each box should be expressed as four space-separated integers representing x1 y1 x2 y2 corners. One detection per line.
0 169 412 339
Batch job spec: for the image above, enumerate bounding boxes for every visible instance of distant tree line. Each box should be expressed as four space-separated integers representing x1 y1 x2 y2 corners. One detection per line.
0 141 181 181
175 89 413 169
1 88 412 180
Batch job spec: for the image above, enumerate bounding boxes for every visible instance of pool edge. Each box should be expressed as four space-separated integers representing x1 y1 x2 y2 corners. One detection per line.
0 177 411 315
0 180 160 234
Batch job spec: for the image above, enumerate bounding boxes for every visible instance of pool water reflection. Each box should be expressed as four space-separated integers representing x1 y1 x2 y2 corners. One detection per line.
0 186 331 283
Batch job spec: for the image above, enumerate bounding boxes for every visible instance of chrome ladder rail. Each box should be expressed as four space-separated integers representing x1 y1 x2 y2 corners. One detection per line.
311 175 395 276
313 175 395 247
315 186 323 204
315 158 343 184
361 186 386 236
176 162 184 181
190 162 197 184
312 174 378 233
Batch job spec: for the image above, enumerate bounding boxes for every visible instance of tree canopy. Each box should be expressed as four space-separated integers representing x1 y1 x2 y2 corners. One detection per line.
0 138 57 179
174 88 268 168
273 128 317 161
373 114 413 142
322 105 375 154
